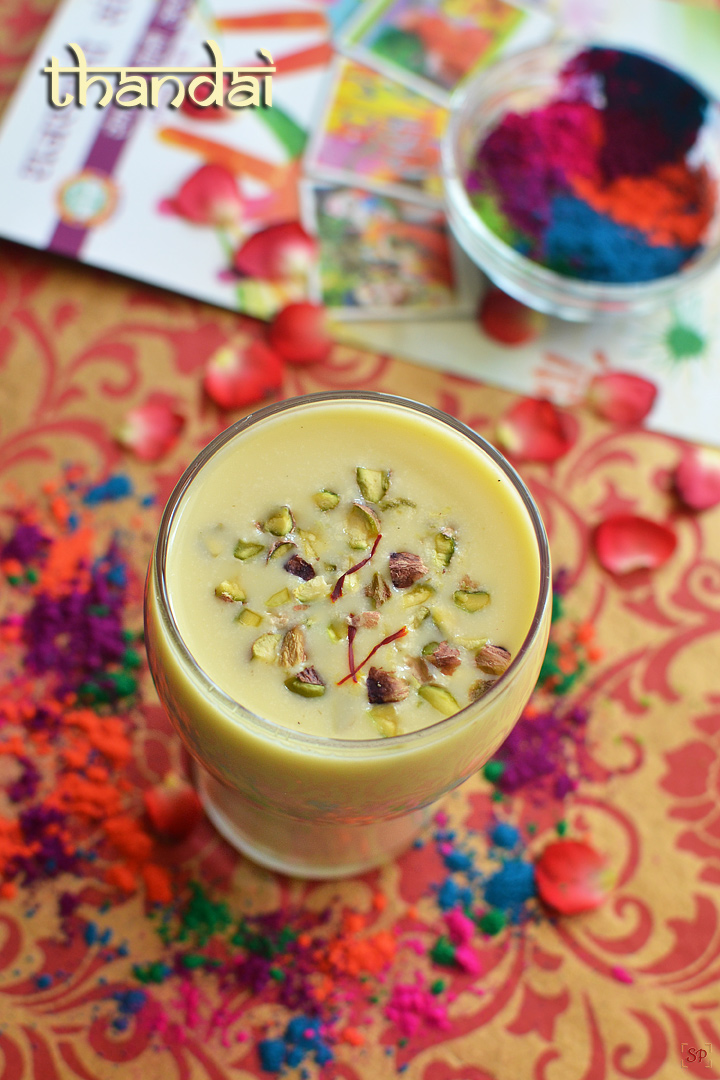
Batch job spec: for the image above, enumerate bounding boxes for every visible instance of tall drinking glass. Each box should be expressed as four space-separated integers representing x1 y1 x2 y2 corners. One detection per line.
144 393 551 878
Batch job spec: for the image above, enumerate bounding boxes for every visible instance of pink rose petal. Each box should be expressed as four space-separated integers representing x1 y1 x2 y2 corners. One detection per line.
233 222 316 282
587 372 657 424
478 286 546 346
594 514 677 575
496 398 576 463
268 302 332 365
674 446 720 511
117 399 185 462
535 839 610 915
203 339 284 410
166 164 243 227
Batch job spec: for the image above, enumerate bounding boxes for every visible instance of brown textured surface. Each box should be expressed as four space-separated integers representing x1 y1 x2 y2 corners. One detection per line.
2 4 720 1078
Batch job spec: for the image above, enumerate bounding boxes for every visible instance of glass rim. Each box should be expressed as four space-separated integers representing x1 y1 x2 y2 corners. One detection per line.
441 39 720 307
150 391 552 756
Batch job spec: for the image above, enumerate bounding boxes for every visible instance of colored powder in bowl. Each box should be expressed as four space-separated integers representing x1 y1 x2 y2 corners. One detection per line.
467 47 717 284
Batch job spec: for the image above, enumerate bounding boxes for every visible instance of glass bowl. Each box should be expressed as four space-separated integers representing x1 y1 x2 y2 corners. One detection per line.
144 392 552 878
441 41 720 322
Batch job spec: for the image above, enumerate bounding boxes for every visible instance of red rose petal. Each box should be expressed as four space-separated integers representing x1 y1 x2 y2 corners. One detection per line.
496 398 576 463
117 399 185 462
594 514 677 575
268 302 332 365
203 339 284 410
478 286 546 346
587 372 657 424
674 446 720 511
180 76 231 120
144 774 204 842
168 164 243 227
233 222 316 282
535 839 610 915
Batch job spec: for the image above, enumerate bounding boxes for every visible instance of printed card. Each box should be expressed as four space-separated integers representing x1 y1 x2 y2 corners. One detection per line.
301 181 478 318
304 57 446 203
340 0 554 105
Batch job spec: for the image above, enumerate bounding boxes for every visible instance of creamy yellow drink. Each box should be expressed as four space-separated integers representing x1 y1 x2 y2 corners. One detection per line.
166 399 538 739
145 394 551 876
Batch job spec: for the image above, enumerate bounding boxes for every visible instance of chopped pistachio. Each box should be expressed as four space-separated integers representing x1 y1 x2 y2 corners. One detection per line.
234 539 265 561
356 467 390 503
422 641 442 656
347 502 380 550
280 626 307 668
476 644 512 676
365 572 392 609
469 678 495 701
402 582 436 608
298 529 322 559
418 684 459 716
378 497 416 511
313 490 340 511
267 540 296 561
429 607 453 636
285 555 315 581
251 633 280 662
327 620 349 643
407 605 431 629
428 641 462 674
371 705 398 737
389 552 428 588
235 608 262 628
366 667 409 704
453 589 490 613
457 636 489 651
214 580 246 603
294 576 330 603
434 530 455 567
285 667 326 697
265 506 294 536
202 525 226 557
266 587 292 609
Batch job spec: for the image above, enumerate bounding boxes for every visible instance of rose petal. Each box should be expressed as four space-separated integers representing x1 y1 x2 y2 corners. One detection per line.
233 222 316 283
496 398 576 463
535 839 610 915
167 164 242 227
478 286 546 346
144 774 204 842
180 75 231 120
594 514 676 575
268 302 332 365
203 339 284 410
674 446 720 511
117 399 185 462
587 372 657 424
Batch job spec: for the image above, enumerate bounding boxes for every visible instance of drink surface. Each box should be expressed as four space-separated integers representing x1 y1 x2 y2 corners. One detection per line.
165 400 540 740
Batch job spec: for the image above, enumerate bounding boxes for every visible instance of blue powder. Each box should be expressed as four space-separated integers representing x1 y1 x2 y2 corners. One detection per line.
258 1038 286 1072
437 878 473 911
544 195 697 283
442 848 473 873
35 974 53 989
84 922 98 946
83 475 134 505
490 823 520 850
484 860 536 914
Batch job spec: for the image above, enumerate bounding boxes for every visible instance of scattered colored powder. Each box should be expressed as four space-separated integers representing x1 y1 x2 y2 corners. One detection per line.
611 965 635 984
0 473 607 1071
467 47 715 284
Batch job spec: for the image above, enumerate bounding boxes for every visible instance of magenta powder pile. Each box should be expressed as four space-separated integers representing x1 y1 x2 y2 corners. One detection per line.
466 47 716 283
